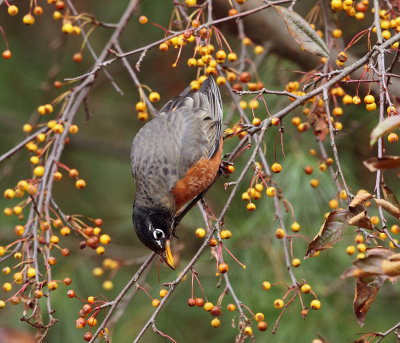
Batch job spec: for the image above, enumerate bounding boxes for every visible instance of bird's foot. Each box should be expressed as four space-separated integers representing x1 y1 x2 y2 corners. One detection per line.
219 161 234 178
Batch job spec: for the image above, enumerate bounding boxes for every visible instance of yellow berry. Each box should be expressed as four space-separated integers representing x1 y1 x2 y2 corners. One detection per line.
388 133 398 143
291 222 300 232
244 326 253 336
160 289 168 298
152 298 160 307
357 243 366 252
370 216 379 225
93 267 103 277
266 186 276 197
3 282 12 292
195 228 206 238
102 280 113 290
271 162 282 173
366 102 377 111
310 299 321 310
301 284 311 294
329 199 339 209
346 245 355 255
149 92 160 103
204 302 213 311
8 5 19 16
247 203 256 211
364 94 375 104
33 166 45 177
292 258 301 267
4 189 15 199
332 29 342 38
23 13 35 25
274 299 284 309
254 45 264 55
27 267 36 278
391 225 400 234
211 317 220 328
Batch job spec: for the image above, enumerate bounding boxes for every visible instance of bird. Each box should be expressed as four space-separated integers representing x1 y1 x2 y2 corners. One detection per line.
130 77 223 269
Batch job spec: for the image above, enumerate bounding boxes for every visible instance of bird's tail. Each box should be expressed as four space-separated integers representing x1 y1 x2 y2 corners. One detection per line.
159 77 223 123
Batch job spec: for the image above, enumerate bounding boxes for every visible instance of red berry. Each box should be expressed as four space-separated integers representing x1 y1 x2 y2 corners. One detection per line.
258 321 268 331
83 332 92 341
196 298 204 307
187 297 196 307
67 290 76 298
82 304 92 314
304 166 313 175
2 50 12 60
210 305 221 316
239 72 251 83
73 52 83 63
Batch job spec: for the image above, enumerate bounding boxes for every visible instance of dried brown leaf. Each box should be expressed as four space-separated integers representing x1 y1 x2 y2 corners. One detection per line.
382 185 400 209
370 115 400 147
354 276 385 326
381 259 400 276
349 190 373 209
363 156 400 172
348 211 374 230
275 6 330 57
374 198 400 220
307 111 328 141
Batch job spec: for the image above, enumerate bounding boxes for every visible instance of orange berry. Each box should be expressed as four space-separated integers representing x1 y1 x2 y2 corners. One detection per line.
2 50 12 60
275 228 285 239
152 299 160 307
75 179 86 189
227 303 236 311
388 133 398 143
139 16 148 24
218 262 229 274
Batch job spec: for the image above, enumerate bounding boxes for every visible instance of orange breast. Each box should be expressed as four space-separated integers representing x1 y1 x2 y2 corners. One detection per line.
171 140 222 211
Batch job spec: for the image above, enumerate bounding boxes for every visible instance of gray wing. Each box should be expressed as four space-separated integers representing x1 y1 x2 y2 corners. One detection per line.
130 77 223 207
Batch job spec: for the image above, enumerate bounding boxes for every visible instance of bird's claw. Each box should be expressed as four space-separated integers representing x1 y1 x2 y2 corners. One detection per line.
219 161 233 178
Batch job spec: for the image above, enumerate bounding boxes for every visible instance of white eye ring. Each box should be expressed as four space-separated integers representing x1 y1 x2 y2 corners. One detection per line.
153 229 165 240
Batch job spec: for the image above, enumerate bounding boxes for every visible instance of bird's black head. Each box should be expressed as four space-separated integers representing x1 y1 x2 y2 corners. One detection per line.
132 206 175 269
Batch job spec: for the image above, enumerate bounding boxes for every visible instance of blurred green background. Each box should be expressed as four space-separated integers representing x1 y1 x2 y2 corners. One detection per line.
0 0 399 342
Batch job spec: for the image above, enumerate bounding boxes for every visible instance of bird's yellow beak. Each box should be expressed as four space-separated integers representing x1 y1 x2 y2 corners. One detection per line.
164 239 175 270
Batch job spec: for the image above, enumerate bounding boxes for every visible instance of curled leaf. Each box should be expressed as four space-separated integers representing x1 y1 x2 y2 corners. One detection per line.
381 259 400 276
370 115 400 147
382 185 400 209
374 198 400 220
363 156 400 172
349 190 373 209
348 211 374 230
275 6 330 58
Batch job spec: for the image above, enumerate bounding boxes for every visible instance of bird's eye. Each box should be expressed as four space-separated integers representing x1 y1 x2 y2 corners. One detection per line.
153 229 165 240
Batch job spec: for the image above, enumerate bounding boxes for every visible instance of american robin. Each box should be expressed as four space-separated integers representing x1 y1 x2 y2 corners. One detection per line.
130 77 223 269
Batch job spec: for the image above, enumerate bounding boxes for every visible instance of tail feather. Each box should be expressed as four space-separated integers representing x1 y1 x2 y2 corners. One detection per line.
159 77 223 124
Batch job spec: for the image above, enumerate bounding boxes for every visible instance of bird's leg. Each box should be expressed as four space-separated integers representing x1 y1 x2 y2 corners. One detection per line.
219 160 234 178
